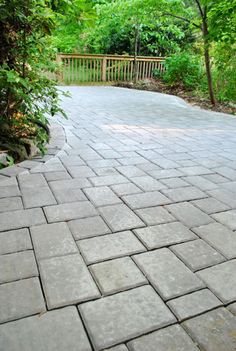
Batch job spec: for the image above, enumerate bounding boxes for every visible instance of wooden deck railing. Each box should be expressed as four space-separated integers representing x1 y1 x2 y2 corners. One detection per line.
56 53 165 83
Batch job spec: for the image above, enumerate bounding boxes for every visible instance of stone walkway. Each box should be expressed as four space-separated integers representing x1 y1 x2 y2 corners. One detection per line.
0 86 236 351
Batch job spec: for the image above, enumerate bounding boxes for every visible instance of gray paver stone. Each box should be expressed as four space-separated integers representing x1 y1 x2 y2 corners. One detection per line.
162 186 207 202
191 197 230 214
0 307 92 351
78 231 146 264
0 228 32 255
212 210 236 230
182 308 236 351
167 289 222 321
68 216 111 239
171 239 225 271
90 257 147 295
111 182 142 196
39 254 100 309
135 206 175 226
133 249 204 300
127 325 199 351
0 251 38 284
123 191 171 209
0 278 45 323
89 175 127 186
197 260 236 304
134 222 197 249
84 186 121 207
0 197 23 213
30 222 78 260
0 208 46 232
130 176 166 191
79 285 176 350
44 201 97 222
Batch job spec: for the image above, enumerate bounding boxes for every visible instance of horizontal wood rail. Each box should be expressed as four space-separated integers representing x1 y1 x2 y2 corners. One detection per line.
56 53 166 84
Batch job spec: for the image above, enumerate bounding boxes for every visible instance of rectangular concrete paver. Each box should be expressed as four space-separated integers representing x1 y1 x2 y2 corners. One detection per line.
134 222 197 249
98 204 144 232
182 308 236 351
78 231 146 264
135 206 175 226
0 197 23 213
39 254 100 309
0 228 32 255
193 222 236 259
44 201 97 223
111 182 142 196
197 260 236 303
90 257 147 295
133 249 204 300
212 210 236 230
167 289 222 321
162 186 207 202
166 202 214 228
84 186 121 207
0 307 92 351
0 278 45 323
191 197 230 214
0 208 46 232
130 176 166 191
30 222 78 260
123 191 171 209
79 285 176 350
171 239 225 271
0 251 38 284
127 325 199 351
68 216 111 240
89 175 127 186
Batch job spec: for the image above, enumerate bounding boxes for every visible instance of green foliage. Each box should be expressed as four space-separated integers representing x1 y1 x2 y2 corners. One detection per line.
162 52 202 90
0 0 67 162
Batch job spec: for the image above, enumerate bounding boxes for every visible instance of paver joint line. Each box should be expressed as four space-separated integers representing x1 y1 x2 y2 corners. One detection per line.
1 86 236 351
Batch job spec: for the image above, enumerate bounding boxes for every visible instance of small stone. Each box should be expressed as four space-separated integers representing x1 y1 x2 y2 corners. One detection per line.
167 289 222 321
134 222 197 249
127 325 198 351
133 249 204 300
135 206 175 226
0 307 92 351
79 285 176 350
78 231 146 264
68 216 111 239
0 278 45 323
84 186 121 207
90 257 147 295
44 201 97 223
0 228 32 255
99 204 144 231
197 260 236 303
171 239 225 271
30 222 78 260
0 251 38 284
182 308 236 351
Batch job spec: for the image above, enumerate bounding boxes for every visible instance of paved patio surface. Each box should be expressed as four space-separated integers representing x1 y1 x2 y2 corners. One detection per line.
0 86 236 350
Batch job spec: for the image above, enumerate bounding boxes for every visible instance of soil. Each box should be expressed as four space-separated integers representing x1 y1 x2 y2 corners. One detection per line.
115 79 236 116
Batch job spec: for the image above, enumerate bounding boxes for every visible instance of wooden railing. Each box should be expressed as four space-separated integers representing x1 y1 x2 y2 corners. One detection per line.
56 53 165 84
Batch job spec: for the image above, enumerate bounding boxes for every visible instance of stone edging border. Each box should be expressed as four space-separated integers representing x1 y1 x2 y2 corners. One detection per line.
0 123 66 179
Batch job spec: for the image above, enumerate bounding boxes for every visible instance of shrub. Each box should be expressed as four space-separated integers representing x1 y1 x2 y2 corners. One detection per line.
162 52 202 90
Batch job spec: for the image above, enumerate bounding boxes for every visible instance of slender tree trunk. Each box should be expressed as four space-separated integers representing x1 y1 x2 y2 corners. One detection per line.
133 26 139 83
202 20 216 105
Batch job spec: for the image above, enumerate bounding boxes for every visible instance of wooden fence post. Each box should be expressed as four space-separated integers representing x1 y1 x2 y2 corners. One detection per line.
102 57 107 82
56 54 63 81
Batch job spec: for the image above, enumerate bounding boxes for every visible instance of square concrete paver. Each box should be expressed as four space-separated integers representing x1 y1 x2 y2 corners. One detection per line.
98 204 144 232
193 222 236 259
182 308 236 351
0 251 38 284
44 201 97 223
197 260 236 303
123 191 171 209
39 254 100 309
84 186 121 207
0 307 92 351
79 285 176 350
0 278 45 323
78 231 146 264
90 257 147 295
0 228 32 255
171 239 225 271
212 210 236 230
134 222 197 249
127 325 199 351
165 202 213 228
167 289 222 321
30 222 78 260
135 206 175 226
68 216 111 239
133 249 204 300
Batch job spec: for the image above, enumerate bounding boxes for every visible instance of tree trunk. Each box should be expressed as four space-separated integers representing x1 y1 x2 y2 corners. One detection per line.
202 20 216 105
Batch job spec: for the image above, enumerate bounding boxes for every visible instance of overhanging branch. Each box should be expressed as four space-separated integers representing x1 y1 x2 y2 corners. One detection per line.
163 12 201 29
